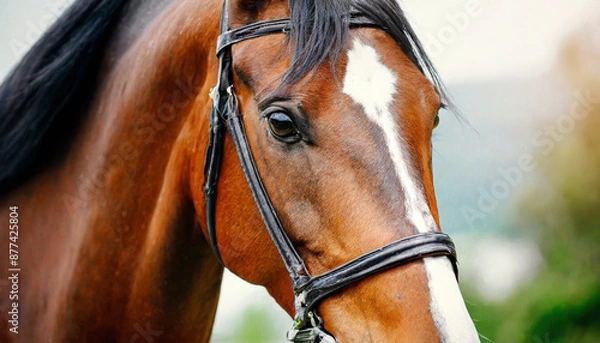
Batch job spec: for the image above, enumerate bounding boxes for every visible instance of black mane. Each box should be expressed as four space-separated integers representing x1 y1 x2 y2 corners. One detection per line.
285 0 449 100
0 0 127 195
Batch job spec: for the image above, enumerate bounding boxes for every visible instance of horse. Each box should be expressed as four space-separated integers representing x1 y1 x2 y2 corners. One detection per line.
0 0 480 342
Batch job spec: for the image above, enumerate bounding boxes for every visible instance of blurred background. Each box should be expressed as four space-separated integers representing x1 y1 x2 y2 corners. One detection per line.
1 0 599 342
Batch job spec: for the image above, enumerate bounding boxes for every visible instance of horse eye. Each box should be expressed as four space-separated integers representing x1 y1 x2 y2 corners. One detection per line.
433 114 440 130
267 111 300 143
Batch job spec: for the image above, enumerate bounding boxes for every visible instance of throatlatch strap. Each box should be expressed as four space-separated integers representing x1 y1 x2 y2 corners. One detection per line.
203 0 233 266
204 101 226 265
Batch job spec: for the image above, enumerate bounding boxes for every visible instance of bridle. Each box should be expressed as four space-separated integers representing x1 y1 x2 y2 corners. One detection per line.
204 2 459 342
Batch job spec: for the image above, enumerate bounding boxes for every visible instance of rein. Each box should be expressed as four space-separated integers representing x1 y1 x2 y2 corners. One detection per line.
204 2 458 342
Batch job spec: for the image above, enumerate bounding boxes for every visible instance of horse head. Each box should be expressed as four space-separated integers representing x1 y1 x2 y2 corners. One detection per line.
191 1 480 341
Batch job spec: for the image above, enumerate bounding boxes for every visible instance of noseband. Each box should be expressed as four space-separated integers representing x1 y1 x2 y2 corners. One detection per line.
204 3 458 342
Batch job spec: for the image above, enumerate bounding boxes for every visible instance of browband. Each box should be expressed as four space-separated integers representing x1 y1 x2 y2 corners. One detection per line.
217 18 290 56
216 15 380 57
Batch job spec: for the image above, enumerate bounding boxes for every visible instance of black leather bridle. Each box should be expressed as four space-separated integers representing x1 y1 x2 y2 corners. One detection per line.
204 2 459 342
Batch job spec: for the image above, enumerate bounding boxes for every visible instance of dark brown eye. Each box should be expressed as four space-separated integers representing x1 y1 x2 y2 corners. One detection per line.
433 114 440 129
267 111 300 143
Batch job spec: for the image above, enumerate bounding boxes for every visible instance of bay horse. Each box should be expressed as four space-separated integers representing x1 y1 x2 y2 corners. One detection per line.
0 0 480 342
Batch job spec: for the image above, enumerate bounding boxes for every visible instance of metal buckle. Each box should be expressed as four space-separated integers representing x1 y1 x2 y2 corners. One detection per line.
225 85 235 97
287 311 337 343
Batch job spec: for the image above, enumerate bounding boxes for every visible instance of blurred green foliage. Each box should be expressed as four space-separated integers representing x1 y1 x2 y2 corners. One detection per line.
224 305 280 343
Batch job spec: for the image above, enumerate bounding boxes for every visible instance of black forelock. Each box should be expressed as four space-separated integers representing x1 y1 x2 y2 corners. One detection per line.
285 0 449 104
284 0 350 84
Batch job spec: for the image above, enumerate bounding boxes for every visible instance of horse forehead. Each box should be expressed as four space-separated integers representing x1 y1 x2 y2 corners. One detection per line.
342 38 398 119
340 35 441 115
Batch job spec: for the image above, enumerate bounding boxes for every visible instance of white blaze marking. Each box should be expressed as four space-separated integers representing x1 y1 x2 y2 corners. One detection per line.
342 39 435 232
343 39 480 342
425 257 481 342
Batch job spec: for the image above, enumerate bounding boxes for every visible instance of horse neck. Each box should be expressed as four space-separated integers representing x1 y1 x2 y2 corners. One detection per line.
4 1 224 341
